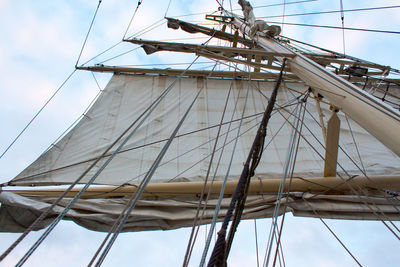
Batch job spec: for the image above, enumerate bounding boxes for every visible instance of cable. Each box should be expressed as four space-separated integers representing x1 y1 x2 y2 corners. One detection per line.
10 110 268 185
174 0 317 19
279 105 400 236
14 54 202 266
266 21 400 34
182 77 234 267
303 198 363 266
264 100 302 267
92 33 220 265
97 46 141 65
122 0 143 40
259 5 400 19
93 58 211 267
207 59 287 267
165 0 173 17
0 69 76 161
339 0 346 55
258 83 400 234
200 70 250 267
281 0 287 31
75 0 103 67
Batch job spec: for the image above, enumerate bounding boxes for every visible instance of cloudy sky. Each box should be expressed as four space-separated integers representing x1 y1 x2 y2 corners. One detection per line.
1 0 400 266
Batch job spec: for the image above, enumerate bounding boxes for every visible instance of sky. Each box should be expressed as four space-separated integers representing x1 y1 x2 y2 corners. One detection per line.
0 0 400 266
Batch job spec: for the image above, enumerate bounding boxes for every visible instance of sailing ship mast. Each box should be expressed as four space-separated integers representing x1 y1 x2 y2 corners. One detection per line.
1 0 400 266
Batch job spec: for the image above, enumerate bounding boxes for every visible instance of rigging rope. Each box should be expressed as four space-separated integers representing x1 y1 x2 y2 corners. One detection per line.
272 92 309 267
339 0 346 55
97 46 141 64
259 5 400 19
255 0 317 9
266 21 400 34
183 80 239 266
13 56 201 267
257 84 400 241
263 98 302 267
174 0 317 19
227 62 293 263
165 0 173 17
182 79 235 267
281 0 287 32
93 60 215 267
199 71 250 267
75 0 103 68
344 115 366 174
122 0 143 40
0 69 75 161
206 59 287 267
303 198 363 266
0 69 108 262
276 102 400 238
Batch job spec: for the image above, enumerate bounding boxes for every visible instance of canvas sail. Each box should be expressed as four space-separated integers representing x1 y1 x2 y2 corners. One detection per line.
6 74 400 186
1 73 400 232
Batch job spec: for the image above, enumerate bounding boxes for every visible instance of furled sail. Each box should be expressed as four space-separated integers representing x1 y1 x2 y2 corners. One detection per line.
1 73 400 232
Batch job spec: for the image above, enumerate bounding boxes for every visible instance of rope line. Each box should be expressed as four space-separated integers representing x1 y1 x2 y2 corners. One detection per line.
266 21 400 35
264 98 302 267
173 0 317 19
276 104 400 238
339 0 346 55
200 70 249 267
165 0 173 17
0 70 76 161
93 59 213 267
207 59 287 267
303 198 363 266
272 93 309 267
91 33 218 266
258 81 400 236
344 115 366 174
13 55 201 267
75 0 103 67
300 100 400 221
182 78 234 267
259 5 400 19
9 111 266 184
122 0 143 40
254 219 260 267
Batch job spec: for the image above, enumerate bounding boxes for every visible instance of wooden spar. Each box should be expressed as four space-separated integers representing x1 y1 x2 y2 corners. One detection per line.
4 176 400 199
125 39 295 59
162 17 400 84
232 30 239 48
76 66 300 81
123 39 396 80
254 52 262 73
77 66 296 82
224 10 400 157
323 110 340 177
195 50 281 71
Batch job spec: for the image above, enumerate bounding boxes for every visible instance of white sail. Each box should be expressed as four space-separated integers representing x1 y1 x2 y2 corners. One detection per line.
8 74 400 187
2 72 400 232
